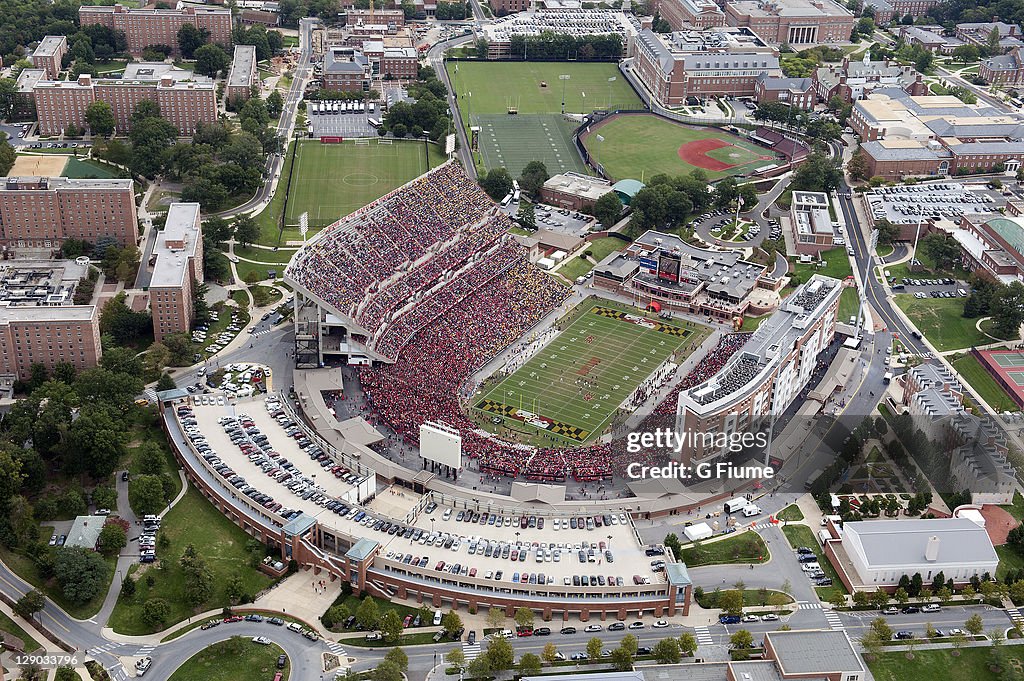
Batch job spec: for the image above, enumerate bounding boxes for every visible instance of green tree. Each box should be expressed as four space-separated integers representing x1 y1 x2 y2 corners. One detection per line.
988 26 1002 55
379 610 403 644
441 610 463 636
446 648 466 668
129 475 167 516
234 216 260 248
586 636 603 660
384 647 408 672
991 281 1024 338
55 667 78 681
517 200 536 230
678 631 697 657
860 630 884 660
653 636 681 663
97 523 127 557
466 655 491 680
514 606 534 630
610 646 634 671
142 597 170 628
13 590 44 621
965 613 984 635
730 629 754 649
619 633 638 657
356 596 381 630
480 168 514 201
485 635 514 671
718 589 744 615
894 587 909 604
372 660 403 681
870 616 892 641
485 606 504 629
156 372 177 392
519 652 543 676
85 101 116 137
541 642 559 663
593 191 622 228
518 160 549 196
194 43 230 77
54 546 109 604
266 90 284 118
177 23 208 58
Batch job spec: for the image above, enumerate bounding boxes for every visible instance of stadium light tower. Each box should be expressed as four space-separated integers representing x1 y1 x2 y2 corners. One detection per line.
559 74 571 114
607 76 616 109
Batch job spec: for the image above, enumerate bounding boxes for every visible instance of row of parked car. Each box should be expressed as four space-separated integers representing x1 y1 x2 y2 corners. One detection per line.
440 507 629 530
796 546 832 587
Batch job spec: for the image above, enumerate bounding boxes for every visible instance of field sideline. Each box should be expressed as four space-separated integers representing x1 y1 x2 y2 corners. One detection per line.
284 140 445 229
474 304 709 446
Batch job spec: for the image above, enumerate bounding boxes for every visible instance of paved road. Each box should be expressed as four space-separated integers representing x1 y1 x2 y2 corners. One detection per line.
429 34 476 177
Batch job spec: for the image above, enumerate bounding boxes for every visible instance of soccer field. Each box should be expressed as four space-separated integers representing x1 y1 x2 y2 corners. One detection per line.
284 140 444 228
582 114 780 181
474 304 709 446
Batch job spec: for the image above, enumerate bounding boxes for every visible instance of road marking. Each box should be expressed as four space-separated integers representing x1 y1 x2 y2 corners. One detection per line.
694 625 713 645
797 601 822 610
43 611 69 633
463 642 482 661
1007 608 1024 626
823 610 844 630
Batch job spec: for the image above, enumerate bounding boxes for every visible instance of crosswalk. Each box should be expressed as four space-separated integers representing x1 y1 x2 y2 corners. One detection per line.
823 609 845 630
796 601 822 610
88 641 120 656
326 641 346 657
748 521 775 531
463 642 482 661
135 645 155 657
694 625 714 646
1007 608 1024 628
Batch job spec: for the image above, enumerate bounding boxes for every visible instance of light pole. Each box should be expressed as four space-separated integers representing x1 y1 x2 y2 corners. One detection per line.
594 134 604 172
857 228 879 338
607 76 616 109
911 202 926 269
559 74 570 114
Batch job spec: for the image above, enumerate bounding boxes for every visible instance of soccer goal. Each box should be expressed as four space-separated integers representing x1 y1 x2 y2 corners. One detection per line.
377 138 393 145
354 138 370 146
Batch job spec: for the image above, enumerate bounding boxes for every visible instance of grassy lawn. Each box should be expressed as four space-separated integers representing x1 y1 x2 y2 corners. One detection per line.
108 487 274 635
581 114 779 182
1002 492 1024 522
556 237 626 281
168 636 289 681
696 588 793 609
681 531 769 567
893 294 995 352
997 544 1024 580
283 139 444 231
791 247 853 283
838 287 860 323
250 285 282 308
254 140 295 246
949 352 1019 413
0 610 41 652
867 646 1015 681
780 524 847 601
125 408 184 500
62 158 122 179
177 301 250 365
777 504 804 522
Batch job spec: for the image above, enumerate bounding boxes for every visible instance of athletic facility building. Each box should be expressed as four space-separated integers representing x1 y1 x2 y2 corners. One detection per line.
79 4 232 56
677 274 841 461
476 10 638 60
724 0 855 46
631 27 780 106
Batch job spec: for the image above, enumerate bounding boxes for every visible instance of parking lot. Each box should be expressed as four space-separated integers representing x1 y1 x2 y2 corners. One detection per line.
866 182 1005 224
889 273 968 299
500 201 594 236
309 110 377 139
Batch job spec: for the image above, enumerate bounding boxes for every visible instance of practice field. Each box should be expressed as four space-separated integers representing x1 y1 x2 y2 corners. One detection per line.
474 304 709 446
7 154 68 177
474 113 586 176
284 139 444 229
581 114 779 181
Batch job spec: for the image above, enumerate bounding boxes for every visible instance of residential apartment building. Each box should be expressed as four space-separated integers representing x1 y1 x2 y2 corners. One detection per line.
650 0 725 30
677 274 841 462
34 66 217 136
0 305 102 381
226 45 258 103
79 4 232 56
724 0 855 46
29 36 67 80
631 27 780 106
814 54 926 104
150 203 204 343
489 0 530 15
753 74 814 109
0 177 138 249
860 0 942 23
980 46 1024 86
345 8 405 27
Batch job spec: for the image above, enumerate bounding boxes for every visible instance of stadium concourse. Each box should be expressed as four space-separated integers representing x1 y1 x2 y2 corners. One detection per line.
286 161 755 484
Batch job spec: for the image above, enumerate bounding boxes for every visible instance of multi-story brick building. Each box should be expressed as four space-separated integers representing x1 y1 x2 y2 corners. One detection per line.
632 27 780 106
33 65 217 136
79 4 232 57
980 47 1024 86
29 36 67 80
226 45 258 103
724 0 855 46
489 0 530 15
861 0 941 23
0 305 102 381
898 25 965 54
956 21 1023 52
789 190 835 254
345 8 405 27
322 47 371 92
650 0 725 30
150 203 204 343
754 74 814 109
0 177 138 250
814 54 926 103
381 46 418 79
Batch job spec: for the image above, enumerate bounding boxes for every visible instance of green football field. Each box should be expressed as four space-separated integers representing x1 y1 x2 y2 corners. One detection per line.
474 304 710 446
284 139 445 228
582 114 780 181
473 113 586 177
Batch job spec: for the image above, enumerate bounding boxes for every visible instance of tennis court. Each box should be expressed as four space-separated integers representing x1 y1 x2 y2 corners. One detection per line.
974 348 1024 407
473 114 587 176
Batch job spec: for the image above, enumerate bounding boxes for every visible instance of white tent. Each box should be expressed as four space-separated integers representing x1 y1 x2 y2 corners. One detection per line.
684 522 713 542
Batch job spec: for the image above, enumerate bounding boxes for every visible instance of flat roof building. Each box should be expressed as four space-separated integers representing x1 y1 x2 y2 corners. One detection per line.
650 0 725 30
150 203 204 342
814 53 926 104
789 190 834 255
0 304 102 381
79 4 232 56
724 0 855 47
762 629 865 680
30 36 68 80
477 10 638 59
226 45 258 104
540 172 614 210
0 176 138 250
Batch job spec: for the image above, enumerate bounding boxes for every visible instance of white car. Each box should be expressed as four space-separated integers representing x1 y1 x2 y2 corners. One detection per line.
252 636 272 645
742 615 760 623
135 658 152 677
652 620 669 628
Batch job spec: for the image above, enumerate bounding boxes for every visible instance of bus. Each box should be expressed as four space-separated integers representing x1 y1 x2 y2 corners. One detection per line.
512 179 520 192
368 118 382 128
500 193 513 206
512 190 521 202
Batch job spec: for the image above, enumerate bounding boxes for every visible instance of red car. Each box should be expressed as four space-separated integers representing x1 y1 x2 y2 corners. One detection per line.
402 615 413 628
223 616 244 623
517 628 533 637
